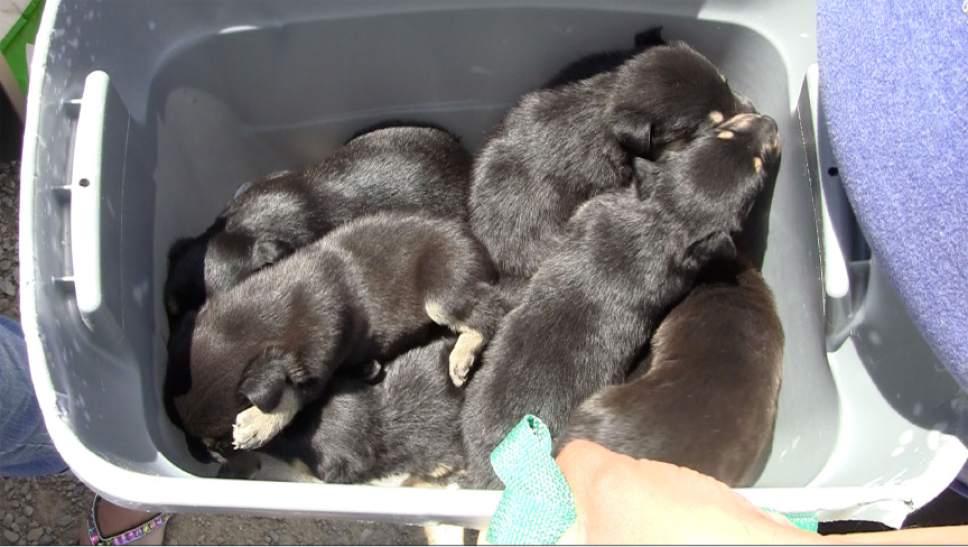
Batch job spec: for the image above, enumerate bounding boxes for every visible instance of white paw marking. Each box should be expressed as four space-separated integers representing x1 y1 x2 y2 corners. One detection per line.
232 388 300 450
449 330 485 387
424 524 466 546
369 473 412 487
424 301 452 326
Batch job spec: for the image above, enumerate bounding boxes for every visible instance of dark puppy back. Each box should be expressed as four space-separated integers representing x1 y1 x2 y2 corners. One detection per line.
164 221 221 324
557 259 784 487
246 336 465 484
461 114 780 488
164 125 472 323
469 38 754 280
167 212 502 442
544 27 667 88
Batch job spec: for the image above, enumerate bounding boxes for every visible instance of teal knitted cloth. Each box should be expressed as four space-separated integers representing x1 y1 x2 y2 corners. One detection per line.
487 415 577 544
487 415 818 544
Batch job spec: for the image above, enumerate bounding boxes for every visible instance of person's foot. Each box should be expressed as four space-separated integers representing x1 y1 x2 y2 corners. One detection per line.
79 496 169 546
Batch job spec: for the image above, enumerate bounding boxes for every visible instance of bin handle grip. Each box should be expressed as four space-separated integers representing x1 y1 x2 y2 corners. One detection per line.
802 64 871 350
69 71 118 330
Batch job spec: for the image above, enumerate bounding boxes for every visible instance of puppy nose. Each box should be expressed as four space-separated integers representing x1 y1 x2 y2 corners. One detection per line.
758 115 780 153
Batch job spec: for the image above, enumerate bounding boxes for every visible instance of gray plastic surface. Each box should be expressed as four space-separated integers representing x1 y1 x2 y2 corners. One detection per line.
19 0 967 527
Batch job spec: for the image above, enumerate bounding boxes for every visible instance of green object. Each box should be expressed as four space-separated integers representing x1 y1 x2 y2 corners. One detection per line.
486 415 577 544
486 415 820 543
770 511 820 533
1 0 44 92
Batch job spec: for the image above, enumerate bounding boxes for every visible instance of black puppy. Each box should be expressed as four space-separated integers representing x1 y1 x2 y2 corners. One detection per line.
557 258 784 487
543 27 666 88
217 336 465 485
165 213 507 450
470 40 754 280
461 113 780 488
164 126 471 323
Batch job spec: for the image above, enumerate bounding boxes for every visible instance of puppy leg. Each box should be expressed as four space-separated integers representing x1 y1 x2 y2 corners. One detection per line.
424 523 467 546
448 329 485 387
425 284 508 386
368 473 412 487
232 386 301 450
424 301 472 386
405 482 467 546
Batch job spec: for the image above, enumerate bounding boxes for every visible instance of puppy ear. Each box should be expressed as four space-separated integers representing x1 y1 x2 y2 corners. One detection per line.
251 238 293 269
610 114 653 158
238 353 291 412
684 231 736 270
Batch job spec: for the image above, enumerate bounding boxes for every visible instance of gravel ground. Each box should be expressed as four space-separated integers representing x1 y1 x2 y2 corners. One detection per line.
0 161 18 320
0 160 427 545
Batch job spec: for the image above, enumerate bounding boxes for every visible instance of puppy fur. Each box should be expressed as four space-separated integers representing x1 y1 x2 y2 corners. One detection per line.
461 113 780 488
164 125 471 324
543 27 666 89
218 336 465 485
469 40 755 280
165 213 507 446
556 258 784 487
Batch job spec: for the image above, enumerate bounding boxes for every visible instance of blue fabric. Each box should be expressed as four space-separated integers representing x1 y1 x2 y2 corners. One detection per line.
0 316 67 477
818 2 968 388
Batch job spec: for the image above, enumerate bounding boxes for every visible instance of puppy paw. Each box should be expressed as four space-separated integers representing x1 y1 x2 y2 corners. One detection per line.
449 330 485 387
232 406 283 450
232 389 301 450
448 349 474 387
424 524 466 546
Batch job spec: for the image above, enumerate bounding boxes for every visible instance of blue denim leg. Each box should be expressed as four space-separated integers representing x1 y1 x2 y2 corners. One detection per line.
0 315 67 477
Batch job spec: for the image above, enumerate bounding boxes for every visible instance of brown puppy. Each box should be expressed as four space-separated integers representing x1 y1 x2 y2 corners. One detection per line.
557 258 784 487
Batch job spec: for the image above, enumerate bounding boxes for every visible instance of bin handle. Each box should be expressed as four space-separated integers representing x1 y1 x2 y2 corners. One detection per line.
801 65 871 350
69 70 123 331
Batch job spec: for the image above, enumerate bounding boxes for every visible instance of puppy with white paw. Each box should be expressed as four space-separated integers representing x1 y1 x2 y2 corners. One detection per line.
216 336 466 486
461 113 780 488
165 213 507 449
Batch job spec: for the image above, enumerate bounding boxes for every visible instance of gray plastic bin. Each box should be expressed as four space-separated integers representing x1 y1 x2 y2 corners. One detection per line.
20 0 968 529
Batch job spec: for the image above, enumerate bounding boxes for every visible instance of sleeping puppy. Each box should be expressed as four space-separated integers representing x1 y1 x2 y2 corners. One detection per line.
461 113 780 488
543 27 666 89
216 336 465 485
556 258 784 487
165 213 507 451
469 39 755 281
164 125 471 324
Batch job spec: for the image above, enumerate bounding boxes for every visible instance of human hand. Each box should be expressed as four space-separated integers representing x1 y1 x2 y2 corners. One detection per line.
554 440 822 544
